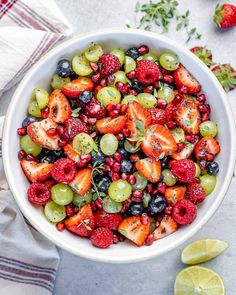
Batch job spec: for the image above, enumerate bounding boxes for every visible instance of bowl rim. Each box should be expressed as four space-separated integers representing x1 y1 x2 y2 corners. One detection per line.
3 28 236 263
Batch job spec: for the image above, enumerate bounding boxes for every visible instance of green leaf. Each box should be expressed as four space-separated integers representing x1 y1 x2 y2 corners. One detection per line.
93 193 98 201
119 229 128 236
158 152 165 159
71 107 81 118
169 197 176 203
135 120 145 132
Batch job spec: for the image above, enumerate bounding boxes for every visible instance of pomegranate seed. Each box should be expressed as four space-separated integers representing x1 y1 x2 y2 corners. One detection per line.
106 157 115 167
112 172 120 181
121 173 128 180
146 184 154 194
26 154 37 161
146 234 154 246
116 133 124 140
157 183 166 194
151 189 158 197
76 154 91 168
114 152 122 162
56 222 65 232
197 93 206 103
206 152 214 162
179 85 188 93
177 142 185 152
74 207 79 214
116 82 124 91
94 85 102 97
46 128 57 136
167 121 176 129
113 234 119 244
129 89 137 96
109 109 119 118
58 138 67 147
90 62 98 72
100 78 107 87
91 201 97 211
127 174 136 185
198 104 208 113
107 74 115 85
140 213 149 225
112 162 121 172
106 102 117 112
201 113 209 122
90 131 97 139
157 99 167 109
132 190 143 198
122 84 130 94
17 127 26 136
18 150 27 160
122 128 130 137
126 71 136 80
80 114 88 123
173 94 183 105
163 75 174 84
56 125 64 135
131 196 143 203
120 105 127 115
185 134 195 143
138 44 149 55
115 104 121 111
92 72 101 83
130 154 140 162
191 177 200 184
104 164 111 172
95 198 103 209
199 160 207 170
41 107 49 119
66 205 74 217
164 206 173 215
143 85 154 93
87 118 97 125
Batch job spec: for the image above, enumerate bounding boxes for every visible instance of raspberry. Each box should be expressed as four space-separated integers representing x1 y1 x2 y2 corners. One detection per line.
62 118 88 140
185 183 206 204
27 183 50 206
148 108 168 125
94 210 122 230
136 60 160 85
90 227 114 249
84 98 106 119
51 158 76 183
171 159 196 183
98 54 121 77
172 200 197 225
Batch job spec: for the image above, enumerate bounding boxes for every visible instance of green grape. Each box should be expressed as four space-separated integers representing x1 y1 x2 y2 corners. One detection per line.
194 163 201 178
100 134 118 156
51 184 73 206
111 71 127 86
132 172 148 190
137 93 157 108
124 140 140 153
108 180 132 202
200 121 218 137
44 201 66 223
159 52 179 71
34 88 49 109
171 128 185 143
72 54 93 76
121 95 138 105
156 86 174 103
124 56 136 73
73 191 92 208
143 192 151 208
162 169 177 186
73 133 95 154
200 174 216 196
102 196 122 213
20 135 42 156
28 100 41 117
51 74 71 90
138 51 158 62
110 49 125 65
96 86 121 106
84 43 103 62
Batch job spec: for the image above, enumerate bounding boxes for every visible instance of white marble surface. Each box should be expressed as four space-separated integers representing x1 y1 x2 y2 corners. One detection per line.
1 0 236 294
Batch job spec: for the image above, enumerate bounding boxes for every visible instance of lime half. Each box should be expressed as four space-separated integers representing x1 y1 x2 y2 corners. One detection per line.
175 266 225 295
181 239 228 265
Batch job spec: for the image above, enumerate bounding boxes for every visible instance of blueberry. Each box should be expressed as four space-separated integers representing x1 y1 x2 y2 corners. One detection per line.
22 116 37 128
118 148 128 159
38 150 57 163
131 80 144 93
97 176 111 192
161 157 169 169
79 91 93 103
120 160 133 173
126 47 140 60
207 161 219 175
118 140 125 148
56 59 71 78
147 196 167 216
129 203 144 216
91 150 105 166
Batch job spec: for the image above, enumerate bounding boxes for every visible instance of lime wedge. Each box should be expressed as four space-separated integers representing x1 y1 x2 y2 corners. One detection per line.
181 239 228 265
175 266 225 295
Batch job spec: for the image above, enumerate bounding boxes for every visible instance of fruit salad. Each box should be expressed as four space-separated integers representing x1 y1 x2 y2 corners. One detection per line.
17 43 220 249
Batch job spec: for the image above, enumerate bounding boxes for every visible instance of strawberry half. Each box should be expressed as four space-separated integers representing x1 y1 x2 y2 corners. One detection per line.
61 77 94 98
27 118 60 150
69 168 92 196
118 216 150 246
164 186 186 206
141 124 177 158
135 158 161 183
174 95 201 135
214 3 236 30
96 115 126 134
194 136 220 160
20 160 53 183
94 209 122 230
171 143 194 160
153 215 178 241
63 144 80 163
65 204 95 237
190 46 213 67
212 64 236 92
48 90 71 124
173 64 201 94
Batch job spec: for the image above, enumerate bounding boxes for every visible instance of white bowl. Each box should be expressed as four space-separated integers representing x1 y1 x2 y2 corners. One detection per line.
3 29 236 263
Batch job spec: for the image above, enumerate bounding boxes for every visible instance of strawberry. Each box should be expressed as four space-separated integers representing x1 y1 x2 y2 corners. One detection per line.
94 209 122 230
63 144 80 162
153 215 177 240
173 64 201 94
20 160 53 183
118 216 150 246
61 77 94 98
141 124 177 158
164 186 186 206
135 158 161 183
90 227 114 249
69 168 92 196
65 204 95 237
27 118 60 150
194 136 220 160
148 108 168 125
171 143 194 160
48 90 71 124
214 3 236 29
190 46 213 67
96 115 126 134
174 95 201 135
212 64 236 92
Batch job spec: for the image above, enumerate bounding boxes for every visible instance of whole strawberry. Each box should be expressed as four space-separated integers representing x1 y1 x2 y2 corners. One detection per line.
190 47 213 67
212 64 236 92
214 3 236 29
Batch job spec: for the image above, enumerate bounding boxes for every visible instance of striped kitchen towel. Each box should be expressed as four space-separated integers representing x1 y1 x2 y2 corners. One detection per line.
0 0 72 96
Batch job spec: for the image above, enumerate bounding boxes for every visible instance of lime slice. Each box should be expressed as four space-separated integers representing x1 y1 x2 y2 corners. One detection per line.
175 266 225 295
181 239 228 265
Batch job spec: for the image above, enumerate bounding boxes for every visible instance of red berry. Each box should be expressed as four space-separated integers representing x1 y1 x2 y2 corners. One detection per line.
95 198 103 209
145 234 154 246
112 162 121 173
126 71 136 80
177 142 185 152
172 200 197 225
56 125 64 136
163 75 174 84
201 113 209 122
157 99 167 109
157 182 166 194
186 183 206 204
84 98 106 119
26 154 37 161
90 62 98 72
92 72 101 83
146 184 154 194
132 190 143 199
164 206 173 215
56 222 65 232
76 154 91 168
100 78 107 87
74 207 79 214
110 109 120 118
17 127 26 136
111 172 120 181
129 89 138 96
106 102 117 112
87 117 97 125
106 157 115 167
94 209 122 230
179 85 188 93
143 85 154 93
173 94 183 105
167 121 176 129
66 204 74 217
51 158 76 183
120 105 127 115
58 138 67 147
94 85 102 97
27 183 50 206
127 174 136 184
138 44 149 55
122 128 130 137
171 159 196 183
136 60 160 85
98 54 121 77
140 213 149 225
206 152 214 162
197 94 206 103
91 227 114 249
116 133 124 141
104 164 111 172
41 107 49 119
114 152 122 162
198 104 208 113
90 131 97 139
185 134 196 143
18 150 26 160
116 82 125 91
121 173 128 180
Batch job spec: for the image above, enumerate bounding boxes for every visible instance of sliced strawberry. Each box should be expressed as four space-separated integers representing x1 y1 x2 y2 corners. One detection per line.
65 204 95 237
173 64 201 94
61 77 94 98
174 95 201 135
69 168 92 196
96 115 126 134
135 158 161 183
27 118 60 150
164 186 186 206
171 143 194 160
94 209 122 230
153 215 178 241
141 124 177 158
194 136 220 160
118 216 150 246
148 108 168 125
63 144 80 163
48 90 71 124
20 160 53 183
212 64 236 92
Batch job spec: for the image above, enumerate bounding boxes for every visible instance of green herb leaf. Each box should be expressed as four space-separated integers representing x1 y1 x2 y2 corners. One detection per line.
71 107 81 118
119 229 128 236
169 197 176 203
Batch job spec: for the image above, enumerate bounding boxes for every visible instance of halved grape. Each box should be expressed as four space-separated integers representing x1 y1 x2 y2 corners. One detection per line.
100 134 118 156
124 140 140 153
51 74 71 90
137 93 157 108
97 86 121 106
34 88 49 109
72 54 93 76
159 52 179 71
200 121 218 137
111 71 127 86
162 169 177 186
20 135 42 156
138 51 158 62
73 191 92 208
171 128 185 143
102 196 122 213
108 180 132 202
44 201 66 223
195 163 201 178
156 86 174 103
28 100 41 117
132 172 148 190
51 184 73 206
200 174 216 196
124 56 136 73
110 49 125 65
73 133 95 154
143 192 151 208
84 43 103 62
121 95 138 105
